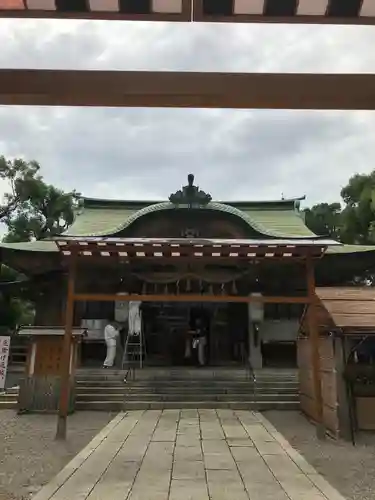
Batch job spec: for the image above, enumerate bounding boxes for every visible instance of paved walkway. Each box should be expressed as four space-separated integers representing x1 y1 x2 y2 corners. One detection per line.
33 410 346 500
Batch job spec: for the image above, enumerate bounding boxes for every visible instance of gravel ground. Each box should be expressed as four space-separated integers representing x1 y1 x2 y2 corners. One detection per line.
0 411 116 500
266 410 375 500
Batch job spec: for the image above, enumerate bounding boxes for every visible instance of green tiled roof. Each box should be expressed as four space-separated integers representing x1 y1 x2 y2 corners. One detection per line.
326 245 375 254
241 209 315 238
63 199 315 239
65 208 137 236
0 240 57 252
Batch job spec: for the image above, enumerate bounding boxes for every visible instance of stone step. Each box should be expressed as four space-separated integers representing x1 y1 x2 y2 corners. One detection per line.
76 386 297 395
76 373 298 386
3 387 19 395
75 373 296 378
77 393 298 402
127 384 296 390
76 381 126 388
76 367 298 380
76 378 298 386
77 392 298 402
76 375 125 382
0 394 18 402
76 401 124 411
124 401 300 411
76 400 300 411
0 391 18 409
76 381 298 390
77 393 125 401
76 386 127 394
128 394 298 402
76 378 297 386
0 400 17 410
124 390 298 397
122 378 297 384
130 376 298 382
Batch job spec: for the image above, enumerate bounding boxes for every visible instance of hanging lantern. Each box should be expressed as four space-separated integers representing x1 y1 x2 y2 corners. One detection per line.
114 295 129 323
249 293 264 322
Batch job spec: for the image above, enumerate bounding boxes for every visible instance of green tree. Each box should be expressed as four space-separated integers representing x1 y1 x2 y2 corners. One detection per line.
0 156 79 242
304 202 342 240
340 171 375 244
0 156 79 331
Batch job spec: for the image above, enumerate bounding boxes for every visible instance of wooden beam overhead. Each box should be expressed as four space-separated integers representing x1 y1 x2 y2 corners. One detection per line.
0 0 374 25
193 0 375 25
0 0 192 21
73 292 310 303
2 69 375 110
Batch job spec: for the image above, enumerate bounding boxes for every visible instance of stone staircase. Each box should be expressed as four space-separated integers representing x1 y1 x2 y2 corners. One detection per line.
0 387 19 410
75 370 126 411
75 368 299 411
9 339 28 367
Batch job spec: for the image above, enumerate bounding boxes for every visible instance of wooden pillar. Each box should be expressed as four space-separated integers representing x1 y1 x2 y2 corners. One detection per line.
306 255 325 439
55 258 76 441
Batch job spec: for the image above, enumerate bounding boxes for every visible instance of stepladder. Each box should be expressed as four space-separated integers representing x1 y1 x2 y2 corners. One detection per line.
122 328 146 380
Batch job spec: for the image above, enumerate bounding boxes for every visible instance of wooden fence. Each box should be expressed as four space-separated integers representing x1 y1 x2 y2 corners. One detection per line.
298 336 339 436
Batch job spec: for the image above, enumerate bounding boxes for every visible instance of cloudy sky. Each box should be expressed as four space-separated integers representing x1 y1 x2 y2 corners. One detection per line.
1 19 375 208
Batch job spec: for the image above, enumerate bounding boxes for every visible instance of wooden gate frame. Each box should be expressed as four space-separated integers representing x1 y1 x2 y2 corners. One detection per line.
1 6 366 440
1 69 375 109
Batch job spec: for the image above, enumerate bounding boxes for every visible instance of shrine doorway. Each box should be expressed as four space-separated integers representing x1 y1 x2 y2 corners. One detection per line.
142 301 248 367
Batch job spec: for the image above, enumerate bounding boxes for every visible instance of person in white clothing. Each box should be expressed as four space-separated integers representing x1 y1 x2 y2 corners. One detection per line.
103 319 119 368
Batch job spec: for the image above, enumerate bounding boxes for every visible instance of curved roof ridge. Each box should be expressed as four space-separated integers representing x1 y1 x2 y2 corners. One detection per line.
81 195 306 208
93 200 314 239
207 202 275 237
116 201 172 234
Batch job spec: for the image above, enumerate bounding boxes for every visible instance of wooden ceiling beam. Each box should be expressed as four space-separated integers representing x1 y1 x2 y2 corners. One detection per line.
1 69 375 110
73 292 310 303
0 0 374 25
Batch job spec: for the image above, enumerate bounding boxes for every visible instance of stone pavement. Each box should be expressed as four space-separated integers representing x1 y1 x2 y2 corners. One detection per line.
33 410 346 500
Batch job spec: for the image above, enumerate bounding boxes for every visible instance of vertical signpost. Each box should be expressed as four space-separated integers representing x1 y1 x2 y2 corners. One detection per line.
0 336 11 390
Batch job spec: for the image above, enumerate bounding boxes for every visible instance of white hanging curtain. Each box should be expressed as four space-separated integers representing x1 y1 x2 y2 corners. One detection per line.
128 301 142 336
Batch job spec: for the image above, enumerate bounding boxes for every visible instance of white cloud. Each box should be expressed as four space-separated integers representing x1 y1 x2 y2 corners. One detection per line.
0 19 375 209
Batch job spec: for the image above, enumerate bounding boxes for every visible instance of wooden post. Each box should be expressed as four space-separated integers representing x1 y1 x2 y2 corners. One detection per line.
55 258 76 440
306 255 325 440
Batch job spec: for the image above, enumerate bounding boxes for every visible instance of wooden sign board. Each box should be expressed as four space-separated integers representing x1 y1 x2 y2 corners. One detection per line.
0 336 10 390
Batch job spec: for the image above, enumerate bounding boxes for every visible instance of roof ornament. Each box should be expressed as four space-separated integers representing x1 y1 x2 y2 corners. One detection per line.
169 174 212 208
